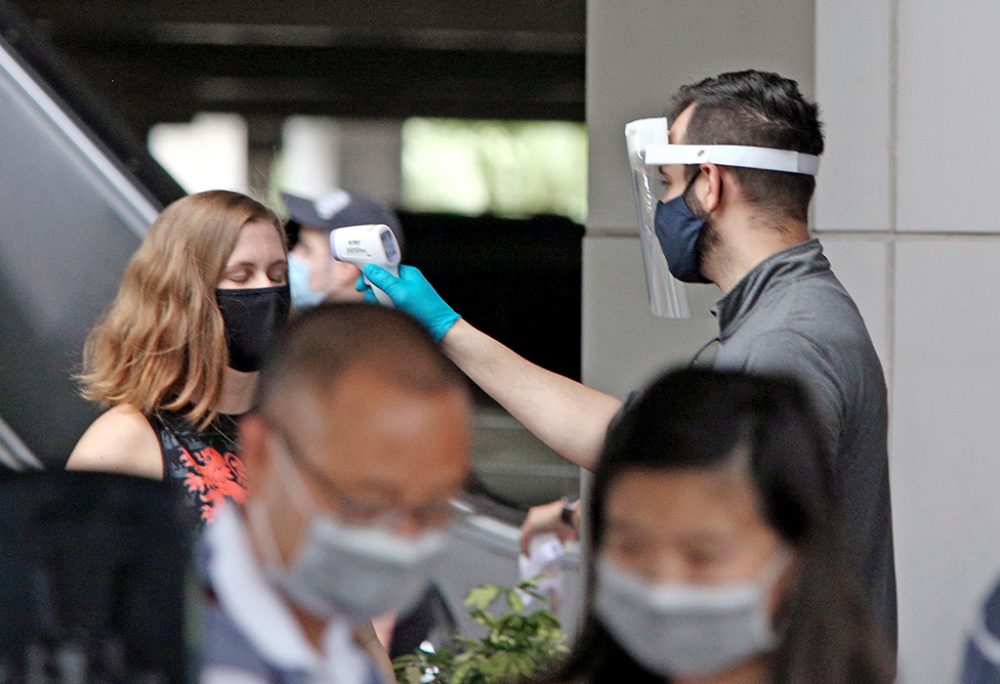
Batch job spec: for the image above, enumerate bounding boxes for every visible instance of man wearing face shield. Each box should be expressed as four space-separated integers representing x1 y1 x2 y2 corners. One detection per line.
197 303 472 684
359 70 895 650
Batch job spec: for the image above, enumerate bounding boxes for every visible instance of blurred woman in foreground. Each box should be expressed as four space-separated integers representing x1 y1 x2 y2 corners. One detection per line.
541 367 893 684
67 190 289 524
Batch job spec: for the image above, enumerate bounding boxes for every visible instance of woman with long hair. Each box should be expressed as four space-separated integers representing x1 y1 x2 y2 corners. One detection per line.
67 190 290 524
540 367 893 684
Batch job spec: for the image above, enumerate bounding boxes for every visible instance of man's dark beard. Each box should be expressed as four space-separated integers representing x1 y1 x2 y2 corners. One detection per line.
685 184 721 280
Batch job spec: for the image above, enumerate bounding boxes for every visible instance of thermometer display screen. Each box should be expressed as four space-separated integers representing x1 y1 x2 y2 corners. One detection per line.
380 229 399 262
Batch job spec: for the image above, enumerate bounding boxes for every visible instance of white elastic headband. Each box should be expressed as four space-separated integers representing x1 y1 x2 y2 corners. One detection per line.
625 116 819 176
644 143 819 176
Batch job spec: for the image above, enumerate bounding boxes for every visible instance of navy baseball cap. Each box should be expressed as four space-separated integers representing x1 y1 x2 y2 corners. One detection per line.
281 189 404 251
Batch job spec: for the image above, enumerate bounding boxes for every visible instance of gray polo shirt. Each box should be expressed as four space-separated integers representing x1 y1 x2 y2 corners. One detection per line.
709 239 896 647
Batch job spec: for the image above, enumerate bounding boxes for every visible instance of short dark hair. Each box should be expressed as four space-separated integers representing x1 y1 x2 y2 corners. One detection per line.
669 70 824 223
538 367 893 684
255 302 466 414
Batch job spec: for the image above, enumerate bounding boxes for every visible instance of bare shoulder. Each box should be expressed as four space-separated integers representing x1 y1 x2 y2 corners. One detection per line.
66 404 163 479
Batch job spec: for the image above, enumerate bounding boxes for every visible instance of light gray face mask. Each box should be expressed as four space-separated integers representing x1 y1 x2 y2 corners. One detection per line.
593 550 790 678
287 253 328 309
248 447 449 622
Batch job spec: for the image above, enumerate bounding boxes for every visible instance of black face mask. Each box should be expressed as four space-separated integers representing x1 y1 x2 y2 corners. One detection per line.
216 285 291 372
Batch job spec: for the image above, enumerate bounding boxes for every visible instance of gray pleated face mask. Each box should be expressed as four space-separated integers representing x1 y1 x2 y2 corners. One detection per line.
593 550 790 678
251 500 447 622
247 438 450 623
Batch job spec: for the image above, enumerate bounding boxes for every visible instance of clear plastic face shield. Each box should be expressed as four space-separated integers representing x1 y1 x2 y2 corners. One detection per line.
624 117 820 318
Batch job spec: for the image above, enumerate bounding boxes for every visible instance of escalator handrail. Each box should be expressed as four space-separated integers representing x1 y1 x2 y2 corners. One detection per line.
0 0 184 210
0 415 42 471
0 36 158 235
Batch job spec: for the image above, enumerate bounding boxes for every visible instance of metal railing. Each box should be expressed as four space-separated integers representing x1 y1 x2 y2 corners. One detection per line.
0 415 42 471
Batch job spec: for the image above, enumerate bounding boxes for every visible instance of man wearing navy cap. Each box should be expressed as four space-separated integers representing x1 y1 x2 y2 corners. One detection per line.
282 189 404 309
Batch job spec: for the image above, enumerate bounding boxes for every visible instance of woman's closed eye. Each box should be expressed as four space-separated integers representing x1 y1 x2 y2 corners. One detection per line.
267 263 288 284
223 265 253 283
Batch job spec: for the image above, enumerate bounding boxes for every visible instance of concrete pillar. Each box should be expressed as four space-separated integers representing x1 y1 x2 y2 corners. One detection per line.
245 114 284 201
279 115 341 199
336 117 403 207
278 115 402 207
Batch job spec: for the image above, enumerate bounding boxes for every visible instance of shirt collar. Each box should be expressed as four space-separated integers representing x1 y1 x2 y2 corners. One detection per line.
205 504 372 682
712 239 829 340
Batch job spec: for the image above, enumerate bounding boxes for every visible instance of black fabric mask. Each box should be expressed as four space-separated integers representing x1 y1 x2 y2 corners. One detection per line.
216 285 291 372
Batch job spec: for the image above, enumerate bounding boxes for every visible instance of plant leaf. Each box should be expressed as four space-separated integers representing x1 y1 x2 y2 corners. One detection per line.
505 589 525 614
464 584 502 610
393 579 570 684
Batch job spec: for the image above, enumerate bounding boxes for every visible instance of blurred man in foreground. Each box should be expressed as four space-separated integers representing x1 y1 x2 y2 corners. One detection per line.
197 303 472 684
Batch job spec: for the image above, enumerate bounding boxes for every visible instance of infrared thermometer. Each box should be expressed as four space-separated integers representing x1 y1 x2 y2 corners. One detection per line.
330 224 401 306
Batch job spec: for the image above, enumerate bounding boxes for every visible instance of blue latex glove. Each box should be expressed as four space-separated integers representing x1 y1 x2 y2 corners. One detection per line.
357 264 460 342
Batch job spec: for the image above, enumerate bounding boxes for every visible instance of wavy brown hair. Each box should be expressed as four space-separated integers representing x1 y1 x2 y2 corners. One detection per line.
78 190 285 429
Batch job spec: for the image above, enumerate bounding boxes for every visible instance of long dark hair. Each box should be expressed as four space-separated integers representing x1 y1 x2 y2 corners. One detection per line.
538 367 893 684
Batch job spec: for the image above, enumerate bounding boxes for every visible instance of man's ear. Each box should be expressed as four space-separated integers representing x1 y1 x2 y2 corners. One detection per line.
238 414 273 493
697 162 724 212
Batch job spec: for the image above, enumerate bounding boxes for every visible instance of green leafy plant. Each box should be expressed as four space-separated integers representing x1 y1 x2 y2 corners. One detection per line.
393 579 569 684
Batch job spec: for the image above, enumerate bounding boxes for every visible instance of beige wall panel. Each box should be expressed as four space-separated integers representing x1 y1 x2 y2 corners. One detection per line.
897 1 1000 234
892 238 1000 683
814 0 892 232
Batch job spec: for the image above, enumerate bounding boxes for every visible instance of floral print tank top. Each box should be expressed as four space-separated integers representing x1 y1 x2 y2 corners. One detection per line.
146 411 248 525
